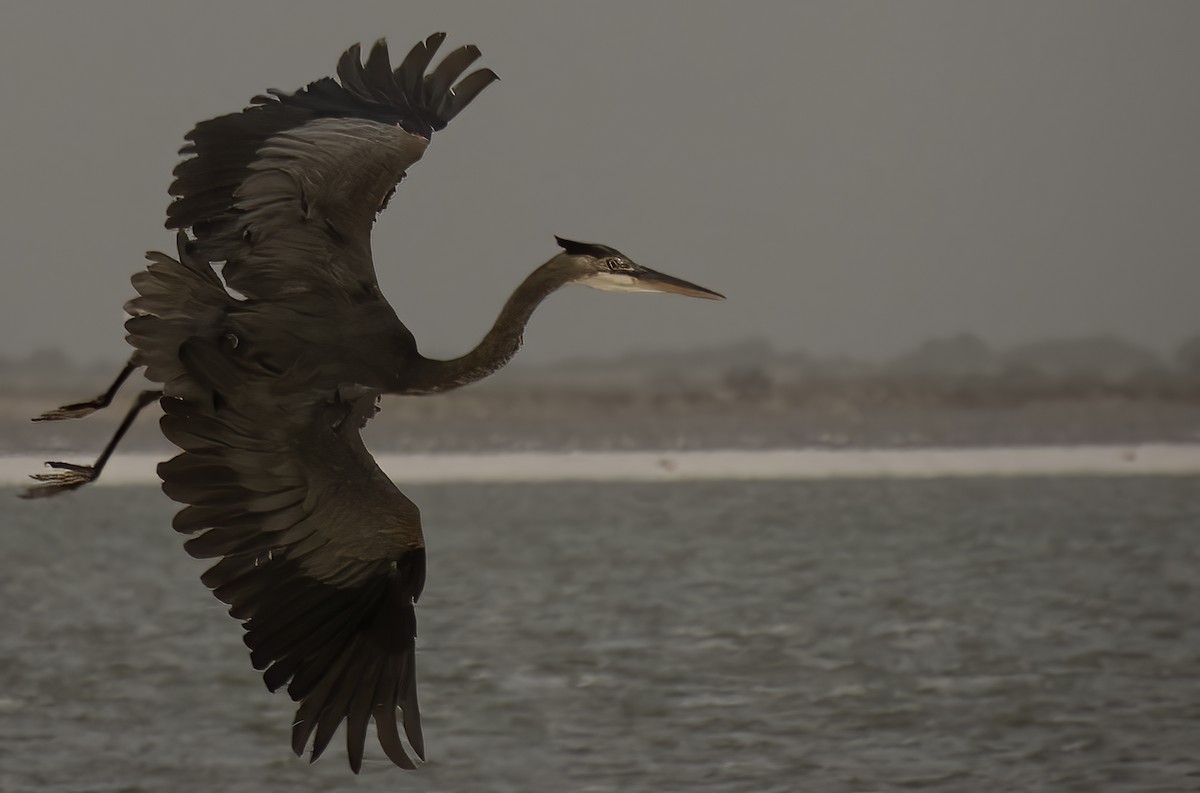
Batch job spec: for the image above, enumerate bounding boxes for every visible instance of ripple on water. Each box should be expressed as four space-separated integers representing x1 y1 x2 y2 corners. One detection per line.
1 478 1198 792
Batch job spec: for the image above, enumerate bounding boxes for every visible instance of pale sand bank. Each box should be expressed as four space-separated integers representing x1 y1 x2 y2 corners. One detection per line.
4 444 1200 486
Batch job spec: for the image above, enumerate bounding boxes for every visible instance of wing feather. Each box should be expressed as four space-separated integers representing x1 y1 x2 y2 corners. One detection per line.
374 677 417 770
441 68 501 121
166 35 495 298
345 652 383 773
157 371 426 771
335 43 372 100
397 34 446 100
424 45 483 103
363 40 403 101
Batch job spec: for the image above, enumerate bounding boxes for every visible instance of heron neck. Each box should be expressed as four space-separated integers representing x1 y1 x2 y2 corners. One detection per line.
405 261 567 394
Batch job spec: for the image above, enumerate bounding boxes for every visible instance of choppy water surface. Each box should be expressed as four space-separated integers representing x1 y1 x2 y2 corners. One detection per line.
2 478 1198 792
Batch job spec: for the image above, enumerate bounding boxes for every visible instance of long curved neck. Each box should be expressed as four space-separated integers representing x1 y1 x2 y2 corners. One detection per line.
404 261 570 394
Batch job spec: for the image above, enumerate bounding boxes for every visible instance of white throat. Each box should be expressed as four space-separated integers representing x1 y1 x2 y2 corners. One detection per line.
580 272 657 294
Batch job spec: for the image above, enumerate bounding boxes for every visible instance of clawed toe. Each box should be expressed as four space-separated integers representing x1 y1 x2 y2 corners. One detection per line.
32 403 101 422
20 465 98 499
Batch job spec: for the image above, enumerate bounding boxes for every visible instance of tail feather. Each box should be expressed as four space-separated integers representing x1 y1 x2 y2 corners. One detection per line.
125 231 233 397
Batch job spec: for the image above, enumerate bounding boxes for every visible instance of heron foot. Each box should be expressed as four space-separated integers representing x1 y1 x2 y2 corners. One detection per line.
32 401 103 422
19 461 99 499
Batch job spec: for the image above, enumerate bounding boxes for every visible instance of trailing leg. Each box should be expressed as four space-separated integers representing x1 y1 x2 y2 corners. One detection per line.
21 389 163 499
33 358 140 422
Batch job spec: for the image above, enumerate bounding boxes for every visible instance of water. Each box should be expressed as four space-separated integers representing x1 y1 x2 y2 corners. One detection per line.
2 478 1198 792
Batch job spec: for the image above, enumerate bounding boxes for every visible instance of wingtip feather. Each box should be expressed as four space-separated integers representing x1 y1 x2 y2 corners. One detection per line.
441 68 500 121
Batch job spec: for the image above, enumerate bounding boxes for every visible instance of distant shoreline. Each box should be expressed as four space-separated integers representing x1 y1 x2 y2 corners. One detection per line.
6 444 1200 486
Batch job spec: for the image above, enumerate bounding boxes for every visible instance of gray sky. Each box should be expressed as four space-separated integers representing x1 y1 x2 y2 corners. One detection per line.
1 1 1197 366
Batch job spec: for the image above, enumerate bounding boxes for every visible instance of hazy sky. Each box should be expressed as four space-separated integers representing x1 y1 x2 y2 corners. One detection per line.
2 1 1197 366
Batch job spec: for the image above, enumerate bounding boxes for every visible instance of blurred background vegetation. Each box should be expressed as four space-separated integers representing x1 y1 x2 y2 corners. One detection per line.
5 332 1200 454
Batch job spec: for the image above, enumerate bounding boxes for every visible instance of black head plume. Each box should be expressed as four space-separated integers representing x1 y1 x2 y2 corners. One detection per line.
554 236 626 259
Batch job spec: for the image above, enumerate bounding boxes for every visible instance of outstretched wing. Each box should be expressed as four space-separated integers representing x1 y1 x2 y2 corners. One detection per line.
167 35 497 297
135 34 496 770
157 349 427 772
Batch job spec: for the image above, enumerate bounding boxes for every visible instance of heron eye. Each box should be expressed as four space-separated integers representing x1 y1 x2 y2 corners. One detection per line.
606 258 625 270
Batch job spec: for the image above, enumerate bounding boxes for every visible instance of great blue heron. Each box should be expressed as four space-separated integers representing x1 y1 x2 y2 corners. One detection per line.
21 35 722 771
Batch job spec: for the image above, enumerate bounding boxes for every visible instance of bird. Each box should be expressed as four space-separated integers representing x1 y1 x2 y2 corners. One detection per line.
22 34 723 772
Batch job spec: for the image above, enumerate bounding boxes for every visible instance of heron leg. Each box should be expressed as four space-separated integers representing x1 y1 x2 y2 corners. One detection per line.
32 358 139 421
21 389 162 499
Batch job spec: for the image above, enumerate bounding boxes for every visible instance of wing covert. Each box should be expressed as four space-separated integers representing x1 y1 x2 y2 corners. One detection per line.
167 35 497 296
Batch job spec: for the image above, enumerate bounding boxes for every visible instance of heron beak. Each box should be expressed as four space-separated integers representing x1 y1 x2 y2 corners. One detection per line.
631 266 726 300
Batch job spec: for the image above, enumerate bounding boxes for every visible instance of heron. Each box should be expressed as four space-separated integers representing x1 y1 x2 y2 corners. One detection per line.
21 35 723 772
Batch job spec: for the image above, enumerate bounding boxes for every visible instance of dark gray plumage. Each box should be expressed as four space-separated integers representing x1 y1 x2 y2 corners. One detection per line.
23 34 723 772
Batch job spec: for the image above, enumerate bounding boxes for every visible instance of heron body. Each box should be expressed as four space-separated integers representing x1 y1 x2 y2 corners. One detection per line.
24 34 722 772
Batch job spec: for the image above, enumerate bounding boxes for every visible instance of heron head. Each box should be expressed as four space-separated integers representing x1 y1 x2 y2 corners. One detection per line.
552 236 725 300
